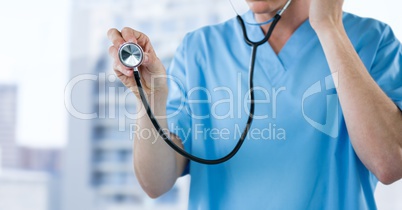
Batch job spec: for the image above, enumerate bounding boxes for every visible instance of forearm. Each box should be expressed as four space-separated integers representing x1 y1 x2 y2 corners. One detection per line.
106 27 188 196
316 25 402 184
133 93 187 198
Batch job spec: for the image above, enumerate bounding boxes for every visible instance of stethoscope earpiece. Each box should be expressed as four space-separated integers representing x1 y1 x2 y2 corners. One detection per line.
118 42 144 69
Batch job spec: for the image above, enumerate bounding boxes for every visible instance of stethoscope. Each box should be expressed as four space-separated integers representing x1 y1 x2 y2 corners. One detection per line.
118 0 292 165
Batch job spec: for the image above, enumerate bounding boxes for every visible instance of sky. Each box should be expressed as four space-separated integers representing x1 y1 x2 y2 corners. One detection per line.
0 0 70 148
0 0 401 148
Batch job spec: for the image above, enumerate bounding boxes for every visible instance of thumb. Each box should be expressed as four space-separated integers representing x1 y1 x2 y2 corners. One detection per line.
140 52 165 74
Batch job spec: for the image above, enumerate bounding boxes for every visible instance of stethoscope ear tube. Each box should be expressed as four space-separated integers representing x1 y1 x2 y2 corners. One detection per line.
133 70 247 164
238 14 282 47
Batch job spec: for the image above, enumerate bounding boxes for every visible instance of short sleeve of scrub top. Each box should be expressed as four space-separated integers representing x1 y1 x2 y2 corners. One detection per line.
166 35 193 175
368 25 402 110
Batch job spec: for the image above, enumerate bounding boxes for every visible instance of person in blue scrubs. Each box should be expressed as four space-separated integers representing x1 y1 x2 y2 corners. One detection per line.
107 0 402 209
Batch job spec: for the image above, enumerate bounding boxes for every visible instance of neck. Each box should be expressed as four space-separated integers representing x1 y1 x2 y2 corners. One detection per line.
255 0 310 54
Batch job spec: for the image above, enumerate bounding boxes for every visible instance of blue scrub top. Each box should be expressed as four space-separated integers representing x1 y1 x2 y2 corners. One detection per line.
165 11 402 210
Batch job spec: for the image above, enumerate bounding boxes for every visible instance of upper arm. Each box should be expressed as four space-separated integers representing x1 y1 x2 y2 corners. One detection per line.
170 133 189 177
369 25 402 110
166 34 193 176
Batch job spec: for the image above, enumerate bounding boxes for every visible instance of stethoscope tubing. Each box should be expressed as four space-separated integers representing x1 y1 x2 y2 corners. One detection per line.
133 14 282 164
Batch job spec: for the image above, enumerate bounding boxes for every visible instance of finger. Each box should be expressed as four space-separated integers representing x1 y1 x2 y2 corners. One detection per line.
120 27 137 43
107 28 125 47
108 45 134 69
113 65 134 77
108 45 122 61
140 52 164 73
121 27 150 48
113 68 125 78
114 69 136 90
109 46 133 77
114 68 136 85
113 61 133 77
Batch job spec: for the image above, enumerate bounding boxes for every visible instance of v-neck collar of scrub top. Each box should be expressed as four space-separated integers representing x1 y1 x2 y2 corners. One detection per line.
241 10 316 84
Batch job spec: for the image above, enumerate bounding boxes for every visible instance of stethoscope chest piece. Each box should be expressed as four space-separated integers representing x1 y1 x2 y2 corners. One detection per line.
118 42 144 68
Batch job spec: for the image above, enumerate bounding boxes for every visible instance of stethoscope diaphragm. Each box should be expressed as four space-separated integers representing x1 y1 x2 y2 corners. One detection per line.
118 42 144 69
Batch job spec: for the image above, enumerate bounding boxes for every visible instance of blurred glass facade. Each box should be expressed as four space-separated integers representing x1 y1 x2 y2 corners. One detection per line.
0 85 18 169
0 85 61 210
63 1 233 210
0 170 50 210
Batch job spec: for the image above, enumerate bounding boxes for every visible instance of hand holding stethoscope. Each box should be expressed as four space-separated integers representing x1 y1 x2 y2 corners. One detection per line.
107 28 169 100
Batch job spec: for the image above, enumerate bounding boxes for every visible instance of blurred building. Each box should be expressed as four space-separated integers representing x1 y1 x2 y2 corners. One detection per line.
0 84 62 210
0 84 19 169
19 146 62 173
63 1 234 210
